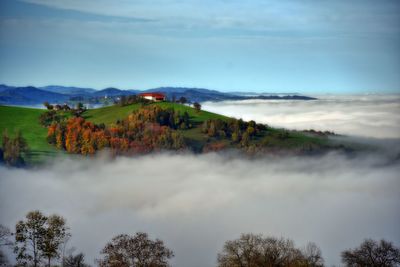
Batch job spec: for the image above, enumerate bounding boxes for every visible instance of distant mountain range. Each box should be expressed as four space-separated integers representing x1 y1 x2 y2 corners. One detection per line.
0 84 316 105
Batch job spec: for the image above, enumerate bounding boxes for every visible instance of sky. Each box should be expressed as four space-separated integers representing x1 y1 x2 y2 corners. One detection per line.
0 0 399 93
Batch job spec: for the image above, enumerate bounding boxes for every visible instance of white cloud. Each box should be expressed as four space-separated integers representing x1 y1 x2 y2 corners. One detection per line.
202 95 400 138
0 151 399 266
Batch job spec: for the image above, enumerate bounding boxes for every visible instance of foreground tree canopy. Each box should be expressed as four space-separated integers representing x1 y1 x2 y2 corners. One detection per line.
98 232 174 267
2 210 400 266
14 210 70 267
217 233 324 267
341 239 400 267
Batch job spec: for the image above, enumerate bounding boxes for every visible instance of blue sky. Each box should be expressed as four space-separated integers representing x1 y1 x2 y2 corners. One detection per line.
0 0 399 93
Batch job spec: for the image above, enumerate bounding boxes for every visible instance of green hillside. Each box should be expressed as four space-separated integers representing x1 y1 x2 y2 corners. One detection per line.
0 106 61 163
83 102 228 125
0 102 333 164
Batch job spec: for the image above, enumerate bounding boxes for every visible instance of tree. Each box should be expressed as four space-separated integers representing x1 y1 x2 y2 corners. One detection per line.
43 102 53 110
0 225 12 247
193 102 201 112
42 215 70 267
178 97 187 104
63 252 90 267
217 233 322 267
15 211 47 267
302 242 324 267
14 211 70 267
0 225 12 266
98 232 174 267
1 130 29 166
341 239 400 267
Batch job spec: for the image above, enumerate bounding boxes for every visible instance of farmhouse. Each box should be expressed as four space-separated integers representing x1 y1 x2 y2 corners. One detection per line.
139 92 166 102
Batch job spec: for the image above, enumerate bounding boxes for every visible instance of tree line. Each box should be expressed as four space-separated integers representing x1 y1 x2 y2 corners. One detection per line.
202 118 267 147
1 211 399 267
46 106 187 155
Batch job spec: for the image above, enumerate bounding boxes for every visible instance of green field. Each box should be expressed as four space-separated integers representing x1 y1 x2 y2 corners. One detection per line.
0 106 61 163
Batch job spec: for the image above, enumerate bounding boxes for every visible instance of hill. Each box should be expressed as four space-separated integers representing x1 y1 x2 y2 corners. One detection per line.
40 85 97 95
0 102 335 165
0 86 70 105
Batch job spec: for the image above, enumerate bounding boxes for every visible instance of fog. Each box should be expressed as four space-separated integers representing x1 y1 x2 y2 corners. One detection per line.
1 95 400 266
1 151 400 266
202 94 400 139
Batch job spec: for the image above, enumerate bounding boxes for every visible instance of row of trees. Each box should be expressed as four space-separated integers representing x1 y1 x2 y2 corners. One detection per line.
43 102 86 118
2 211 400 267
47 106 187 155
0 211 173 267
0 130 28 166
202 118 267 146
115 95 150 107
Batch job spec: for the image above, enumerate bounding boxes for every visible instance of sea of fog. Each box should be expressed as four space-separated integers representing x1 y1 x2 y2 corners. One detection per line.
1 95 400 267
202 94 400 139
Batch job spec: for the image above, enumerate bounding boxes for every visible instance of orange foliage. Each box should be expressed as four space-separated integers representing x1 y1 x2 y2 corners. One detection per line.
46 107 186 155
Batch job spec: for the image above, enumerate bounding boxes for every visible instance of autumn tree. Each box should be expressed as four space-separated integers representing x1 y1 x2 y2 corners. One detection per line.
14 211 70 267
98 232 174 267
217 233 323 267
341 239 400 267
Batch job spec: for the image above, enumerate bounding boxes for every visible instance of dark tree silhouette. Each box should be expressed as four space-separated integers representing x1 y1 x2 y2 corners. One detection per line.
98 232 174 267
14 211 70 267
0 224 12 266
63 252 90 267
178 97 187 104
341 239 400 267
1 130 28 166
217 233 323 267
193 102 201 112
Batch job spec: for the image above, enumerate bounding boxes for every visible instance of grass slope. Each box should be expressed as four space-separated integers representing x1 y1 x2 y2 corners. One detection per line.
0 105 61 163
83 102 228 125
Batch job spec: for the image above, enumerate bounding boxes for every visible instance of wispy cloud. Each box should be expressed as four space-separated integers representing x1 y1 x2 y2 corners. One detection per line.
19 0 400 37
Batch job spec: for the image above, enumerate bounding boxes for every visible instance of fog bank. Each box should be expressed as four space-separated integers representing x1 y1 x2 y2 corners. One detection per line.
1 152 399 266
202 94 400 139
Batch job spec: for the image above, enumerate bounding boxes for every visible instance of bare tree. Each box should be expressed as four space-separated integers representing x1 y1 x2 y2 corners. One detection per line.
14 210 70 267
341 239 400 267
0 225 13 266
63 252 90 267
217 233 324 267
98 232 174 267
302 242 324 267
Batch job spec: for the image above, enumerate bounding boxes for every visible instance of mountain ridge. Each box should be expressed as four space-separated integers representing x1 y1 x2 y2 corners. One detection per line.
0 84 317 105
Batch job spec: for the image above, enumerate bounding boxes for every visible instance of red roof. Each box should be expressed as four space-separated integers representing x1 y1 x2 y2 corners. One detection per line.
139 92 165 98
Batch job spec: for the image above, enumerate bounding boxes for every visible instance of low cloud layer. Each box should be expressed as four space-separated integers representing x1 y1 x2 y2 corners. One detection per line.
202 95 400 139
1 152 399 266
